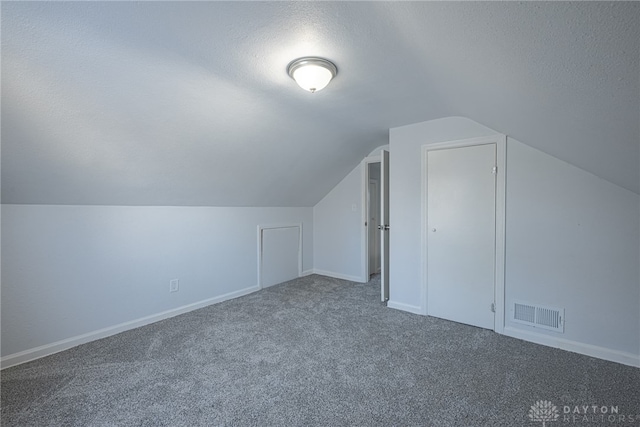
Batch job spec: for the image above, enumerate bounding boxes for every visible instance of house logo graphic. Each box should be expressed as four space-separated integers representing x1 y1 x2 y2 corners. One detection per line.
529 400 560 426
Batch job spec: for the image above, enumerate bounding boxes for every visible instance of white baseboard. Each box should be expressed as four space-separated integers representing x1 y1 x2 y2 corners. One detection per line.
1 285 261 370
387 300 424 315
300 269 314 277
311 269 365 283
502 326 640 368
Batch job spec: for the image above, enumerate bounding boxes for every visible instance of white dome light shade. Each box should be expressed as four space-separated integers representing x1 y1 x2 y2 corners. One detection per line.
287 57 337 93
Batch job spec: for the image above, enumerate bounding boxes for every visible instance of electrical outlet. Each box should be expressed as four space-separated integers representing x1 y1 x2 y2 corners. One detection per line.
169 279 179 293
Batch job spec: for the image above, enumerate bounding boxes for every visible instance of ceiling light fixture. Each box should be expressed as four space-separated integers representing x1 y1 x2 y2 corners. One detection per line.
287 57 337 93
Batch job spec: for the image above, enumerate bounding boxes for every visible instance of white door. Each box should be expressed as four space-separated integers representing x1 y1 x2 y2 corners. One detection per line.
427 144 496 329
380 150 390 303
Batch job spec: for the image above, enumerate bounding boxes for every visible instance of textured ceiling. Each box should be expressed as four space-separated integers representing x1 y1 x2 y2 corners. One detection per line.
2 2 639 206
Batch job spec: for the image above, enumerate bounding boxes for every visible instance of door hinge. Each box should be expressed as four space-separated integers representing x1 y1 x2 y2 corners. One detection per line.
492 166 498 174
491 302 496 313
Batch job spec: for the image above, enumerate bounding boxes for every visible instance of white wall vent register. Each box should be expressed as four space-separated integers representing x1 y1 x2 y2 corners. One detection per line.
512 301 564 333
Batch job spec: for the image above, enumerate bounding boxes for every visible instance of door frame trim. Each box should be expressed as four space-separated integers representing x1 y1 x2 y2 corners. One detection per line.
257 223 303 289
420 135 506 333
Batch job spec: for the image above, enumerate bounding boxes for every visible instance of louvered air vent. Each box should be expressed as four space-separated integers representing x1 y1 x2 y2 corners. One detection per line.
512 301 564 333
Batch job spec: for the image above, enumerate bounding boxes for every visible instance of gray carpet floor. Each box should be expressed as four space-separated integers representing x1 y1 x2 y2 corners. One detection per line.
2 274 639 426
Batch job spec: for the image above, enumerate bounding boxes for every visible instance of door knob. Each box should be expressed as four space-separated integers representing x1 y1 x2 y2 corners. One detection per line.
432 228 436 232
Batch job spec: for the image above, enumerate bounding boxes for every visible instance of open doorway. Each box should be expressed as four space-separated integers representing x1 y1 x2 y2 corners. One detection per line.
367 162 381 278
361 149 389 303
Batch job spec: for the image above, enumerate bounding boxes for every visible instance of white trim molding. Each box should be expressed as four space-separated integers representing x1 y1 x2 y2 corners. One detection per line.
1 285 260 370
387 300 423 316
503 326 640 368
421 135 507 330
311 269 363 283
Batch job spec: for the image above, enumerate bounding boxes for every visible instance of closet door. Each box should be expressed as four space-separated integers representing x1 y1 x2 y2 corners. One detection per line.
427 144 496 329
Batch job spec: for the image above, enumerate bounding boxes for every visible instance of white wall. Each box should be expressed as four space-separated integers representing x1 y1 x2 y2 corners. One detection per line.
313 166 364 282
1 205 313 364
312 144 390 283
504 140 640 361
389 116 640 366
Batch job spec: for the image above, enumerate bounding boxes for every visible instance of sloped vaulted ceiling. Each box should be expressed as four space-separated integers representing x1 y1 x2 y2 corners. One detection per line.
2 1 638 206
